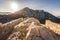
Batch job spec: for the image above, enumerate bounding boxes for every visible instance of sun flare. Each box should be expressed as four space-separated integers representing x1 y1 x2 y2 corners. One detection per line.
10 2 18 10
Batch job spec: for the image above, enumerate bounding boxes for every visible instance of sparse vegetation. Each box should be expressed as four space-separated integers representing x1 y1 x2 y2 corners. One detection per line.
0 7 60 40
0 18 25 40
45 20 60 40
0 17 60 40
45 20 60 34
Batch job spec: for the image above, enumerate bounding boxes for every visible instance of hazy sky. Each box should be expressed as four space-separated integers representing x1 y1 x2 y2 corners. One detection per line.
0 0 60 16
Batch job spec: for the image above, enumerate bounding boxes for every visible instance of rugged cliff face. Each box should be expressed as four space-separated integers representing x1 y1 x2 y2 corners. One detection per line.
0 7 60 24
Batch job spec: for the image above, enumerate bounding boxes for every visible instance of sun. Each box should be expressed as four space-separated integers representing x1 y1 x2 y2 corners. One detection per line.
10 2 18 10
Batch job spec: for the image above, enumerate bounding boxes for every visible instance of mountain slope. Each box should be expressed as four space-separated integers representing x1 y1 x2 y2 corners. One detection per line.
0 7 60 24
7 7 60 23
0 17 59 40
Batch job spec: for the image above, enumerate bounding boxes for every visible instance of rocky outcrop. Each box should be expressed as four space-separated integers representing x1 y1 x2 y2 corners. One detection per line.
0 18 40 40
12 18 40 33
27 26 58 40
6 18 59 40
0 18 25 40
0 17 59 40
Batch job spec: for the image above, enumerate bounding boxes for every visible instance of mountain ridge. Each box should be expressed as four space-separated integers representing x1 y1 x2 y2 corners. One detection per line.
0 7 60 24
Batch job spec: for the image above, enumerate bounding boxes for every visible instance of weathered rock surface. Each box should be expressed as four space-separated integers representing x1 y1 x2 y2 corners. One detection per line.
0 18 59 40
7 32 21 40
0 18 25 40
26 24 58 40
7 18 59 40
45 20 60 40
12 18 40 33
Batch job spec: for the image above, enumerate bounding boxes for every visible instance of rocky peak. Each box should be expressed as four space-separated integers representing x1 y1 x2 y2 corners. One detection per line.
22 7 30 10
0 7 60 24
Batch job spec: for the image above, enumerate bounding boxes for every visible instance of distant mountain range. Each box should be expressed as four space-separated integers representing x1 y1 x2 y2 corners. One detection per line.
0 12 11 15
0 7 60 24
57 16 60 18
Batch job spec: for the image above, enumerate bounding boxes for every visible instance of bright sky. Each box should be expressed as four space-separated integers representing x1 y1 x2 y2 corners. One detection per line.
0 0 60 16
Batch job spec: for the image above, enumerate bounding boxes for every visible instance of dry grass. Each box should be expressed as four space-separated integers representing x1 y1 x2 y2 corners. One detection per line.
45 20 60 40
0 18 60 40
0 18 25 40
45 20 60 34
